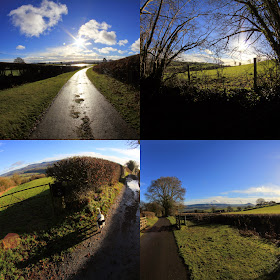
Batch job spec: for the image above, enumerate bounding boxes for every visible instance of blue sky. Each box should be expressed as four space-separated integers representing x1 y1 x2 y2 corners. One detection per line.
0 0 139 62
140 141 280 205
0 140 140 175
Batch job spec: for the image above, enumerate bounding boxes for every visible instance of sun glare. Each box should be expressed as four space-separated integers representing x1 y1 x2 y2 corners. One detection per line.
74 37 85 47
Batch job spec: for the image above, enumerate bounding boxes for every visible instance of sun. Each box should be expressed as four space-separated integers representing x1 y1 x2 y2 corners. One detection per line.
74 37 85 47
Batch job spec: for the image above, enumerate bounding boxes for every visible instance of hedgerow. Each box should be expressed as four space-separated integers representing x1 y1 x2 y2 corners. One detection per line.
46 157 121 209
93 55 139 86
181 213 280 242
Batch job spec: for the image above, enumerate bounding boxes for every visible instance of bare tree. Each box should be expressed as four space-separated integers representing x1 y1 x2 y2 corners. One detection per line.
209 0 280 64
140 0 210 91
256 197 266 205
125 160 139 173
145 176 186 216
14 57 25 63
126 140 140 148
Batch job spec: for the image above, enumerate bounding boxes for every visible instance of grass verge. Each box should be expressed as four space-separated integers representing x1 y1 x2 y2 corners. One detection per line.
140 216 158 237
0 70 80 139
86 68 140 134
0 178 124 279
167 216 280 280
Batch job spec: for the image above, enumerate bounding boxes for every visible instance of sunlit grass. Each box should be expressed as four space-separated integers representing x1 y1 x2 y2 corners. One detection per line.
140 216 158 237
234 204 280 214
0 70 80 139
168 216 280 280
86 68 140 134
172 60 279 90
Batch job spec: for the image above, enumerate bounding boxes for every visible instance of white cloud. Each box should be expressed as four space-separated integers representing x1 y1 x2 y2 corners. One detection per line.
185 195 280 205
8 0 68 37
0 150 140 176
98 47 117 54
78 19 116 45
118 50 126 54
118 39 128 46
96 147 140 160
204 49 213 55
24 44 101 62
224 185 280 196
131 38 140 53
85 42 92 46
184 184 280 205
16 45 25 50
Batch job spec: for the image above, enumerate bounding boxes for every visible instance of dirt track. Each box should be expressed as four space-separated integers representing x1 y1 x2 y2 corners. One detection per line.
52 180 140 280
140 217 189 280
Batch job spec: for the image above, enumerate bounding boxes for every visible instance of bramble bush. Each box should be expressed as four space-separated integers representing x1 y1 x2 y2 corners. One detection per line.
0 177 15 193
46 157 121 209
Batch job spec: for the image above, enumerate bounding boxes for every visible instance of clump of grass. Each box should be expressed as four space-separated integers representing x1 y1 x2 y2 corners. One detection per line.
86 68 139 135
0 70 80 139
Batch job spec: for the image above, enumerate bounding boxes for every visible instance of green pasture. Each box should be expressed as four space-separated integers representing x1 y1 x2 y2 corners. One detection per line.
168 216 280 280
0 178 124 279
0 177 53 210
172 60 278 90
234 204 280 214
3 70 20 76
0 69 80 139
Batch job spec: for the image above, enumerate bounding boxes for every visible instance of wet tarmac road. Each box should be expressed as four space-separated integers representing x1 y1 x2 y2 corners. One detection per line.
141 218 189 280
30 68 138 139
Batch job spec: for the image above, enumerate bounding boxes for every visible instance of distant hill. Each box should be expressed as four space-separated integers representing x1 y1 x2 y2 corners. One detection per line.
184 203 254 211
1 161 58 177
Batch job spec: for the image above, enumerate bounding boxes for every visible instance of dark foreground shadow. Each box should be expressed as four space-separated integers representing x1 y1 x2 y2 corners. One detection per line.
17 225 99 270
68 184 140 280
141 83 280 139
0 190 53 239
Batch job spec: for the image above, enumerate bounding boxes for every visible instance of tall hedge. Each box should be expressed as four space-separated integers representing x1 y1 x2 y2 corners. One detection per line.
46 157 121 209
93 55 139 86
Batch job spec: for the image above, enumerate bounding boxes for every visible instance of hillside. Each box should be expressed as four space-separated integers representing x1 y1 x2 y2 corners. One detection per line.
1 160 58 177
184 203 254 211
235 204 280 214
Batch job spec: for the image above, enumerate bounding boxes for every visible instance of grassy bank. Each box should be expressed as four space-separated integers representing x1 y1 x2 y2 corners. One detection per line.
0 69 80 139
234 204 280 214
140 216 158 237
168 217 280 280
0 177 124 279
86 68 140 134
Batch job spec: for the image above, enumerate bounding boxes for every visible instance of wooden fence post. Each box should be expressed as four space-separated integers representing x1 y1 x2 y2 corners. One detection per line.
188 65 191 84
254 57 257 92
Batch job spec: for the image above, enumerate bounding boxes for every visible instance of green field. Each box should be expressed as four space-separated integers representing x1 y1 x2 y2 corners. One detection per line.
172 60 278 90
3 70 20 76
234 204 280 214
0 177 124 279
0 69 79 139
86 68 140 135
168 216 280 280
